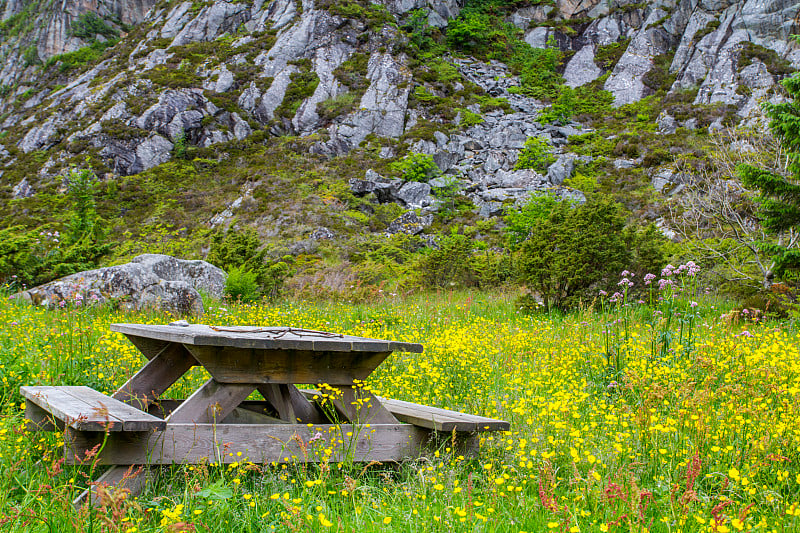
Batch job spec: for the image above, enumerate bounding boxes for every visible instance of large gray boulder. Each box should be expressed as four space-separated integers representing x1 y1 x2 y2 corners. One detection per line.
14 254 226 315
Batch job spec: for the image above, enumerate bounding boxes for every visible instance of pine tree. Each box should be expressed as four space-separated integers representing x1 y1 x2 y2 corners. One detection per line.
739 39 800 279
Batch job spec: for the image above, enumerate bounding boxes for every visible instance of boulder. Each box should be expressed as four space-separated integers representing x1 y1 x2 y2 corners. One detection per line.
385 212 433 236
547 154 576 186
396 181 434 209
14 254 226 315
563 45 603 88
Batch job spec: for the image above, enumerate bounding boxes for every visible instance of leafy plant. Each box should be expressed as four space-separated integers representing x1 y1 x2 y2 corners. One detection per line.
69 12 119 40
224 265 260 302
504 194 559 250
390 153 441 182
514 196 629 310
418 232 475 288
514 137 555 173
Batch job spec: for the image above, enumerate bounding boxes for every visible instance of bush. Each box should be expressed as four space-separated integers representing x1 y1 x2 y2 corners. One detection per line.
504 194 559 249
514 137 555 173
515 196 629 310
208 228 292 300
225 265 260 302
69 12 119 40
390 153 441 182
418 233 475 288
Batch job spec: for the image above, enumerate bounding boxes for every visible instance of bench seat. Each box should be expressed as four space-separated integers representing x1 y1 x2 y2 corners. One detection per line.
300 389 509 432
21 386 166 432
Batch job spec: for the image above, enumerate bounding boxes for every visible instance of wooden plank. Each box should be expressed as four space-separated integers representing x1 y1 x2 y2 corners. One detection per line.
166 379 254 424
379 401 469 432
113 343 197 410
64 423 431 465
73 464 151 507
22 386 125 431
110 323 424 353
220 407 287 425
380 398 510 432
149 400 292 425
183 345 391 385
21 386 166 432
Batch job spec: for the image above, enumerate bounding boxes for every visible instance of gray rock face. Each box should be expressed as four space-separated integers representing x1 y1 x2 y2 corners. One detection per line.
14 254 226 314
12 178 34 199
547 154 576 186
563 45 603 88
135 135 174 172
396 181 434 209
171 1 249 46
326 52 413 150
604 5 679 107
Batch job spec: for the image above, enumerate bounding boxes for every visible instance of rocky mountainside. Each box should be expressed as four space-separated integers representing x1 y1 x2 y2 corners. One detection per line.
0 0 798 281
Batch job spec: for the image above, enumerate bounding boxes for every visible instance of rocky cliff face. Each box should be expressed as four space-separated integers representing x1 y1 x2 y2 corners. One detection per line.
0 0 797 237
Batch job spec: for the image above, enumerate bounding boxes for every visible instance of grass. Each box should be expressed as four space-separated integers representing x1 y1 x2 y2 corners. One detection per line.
0 282 798 532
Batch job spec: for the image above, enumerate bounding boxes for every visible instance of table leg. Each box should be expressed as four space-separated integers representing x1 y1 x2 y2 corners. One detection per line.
73 464 150 508
324 386 398 424
89 342 196 507
258 384 326 423
167 378 255 424
113 342 197 410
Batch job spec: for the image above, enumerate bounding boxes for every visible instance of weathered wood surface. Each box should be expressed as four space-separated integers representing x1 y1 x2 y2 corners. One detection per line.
112 343 197 410
122 335 171 360
24 400 61 432
20 386 166 432
183 344 391 385
64 423 430 465
166 379 254 424
72 464 151 507
111 323 423 353
379 397 510 432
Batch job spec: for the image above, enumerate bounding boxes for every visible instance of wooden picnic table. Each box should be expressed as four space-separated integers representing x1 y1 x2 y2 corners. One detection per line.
21 322 509 505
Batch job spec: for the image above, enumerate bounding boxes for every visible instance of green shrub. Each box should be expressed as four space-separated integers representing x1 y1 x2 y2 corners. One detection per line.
390 153 441 182
418 233 476 288
0 168 110 287
594 39 630 70
458 108 484 127
316 92 359 122
514 137 555 173
22 45 40 67
207 227 292 300
275 70 319 119
225 265 260 302
45 39 116 72
504 194 559 249
208 227 265 272
514 43 564 100
69 12 119 40
515 196 629 310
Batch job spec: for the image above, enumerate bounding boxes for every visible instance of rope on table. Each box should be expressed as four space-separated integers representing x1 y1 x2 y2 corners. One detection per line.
208 326 344 338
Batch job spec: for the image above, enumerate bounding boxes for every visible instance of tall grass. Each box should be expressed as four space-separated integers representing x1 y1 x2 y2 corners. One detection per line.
0 288 795 532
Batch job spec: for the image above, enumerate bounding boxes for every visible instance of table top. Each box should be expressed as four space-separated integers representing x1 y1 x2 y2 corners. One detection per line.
110 323 424 354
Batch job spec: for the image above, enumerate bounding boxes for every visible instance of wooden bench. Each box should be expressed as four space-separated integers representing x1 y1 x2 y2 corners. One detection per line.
21 386 166 432
300 390 509 433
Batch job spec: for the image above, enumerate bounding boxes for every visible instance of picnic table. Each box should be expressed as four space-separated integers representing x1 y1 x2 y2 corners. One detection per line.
21 322 510 505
